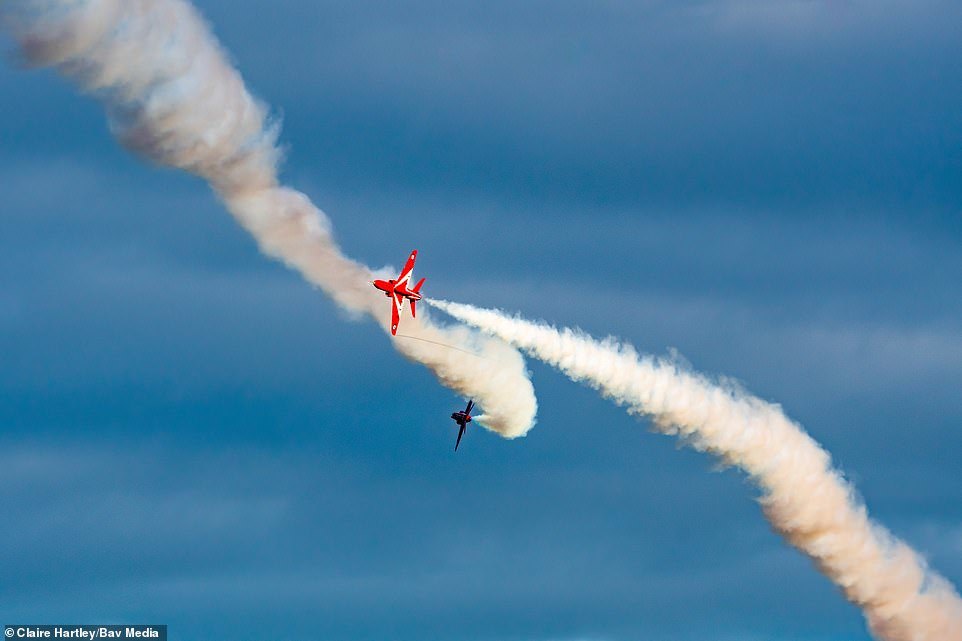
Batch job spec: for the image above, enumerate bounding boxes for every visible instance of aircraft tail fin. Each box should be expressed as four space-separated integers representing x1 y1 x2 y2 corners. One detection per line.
410 278 425 318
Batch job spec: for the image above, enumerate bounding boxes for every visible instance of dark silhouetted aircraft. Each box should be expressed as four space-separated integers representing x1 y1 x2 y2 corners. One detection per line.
372 250 425 335
451 399 475 451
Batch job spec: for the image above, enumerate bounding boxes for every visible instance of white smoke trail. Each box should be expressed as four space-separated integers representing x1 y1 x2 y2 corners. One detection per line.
0 0 537 437
429 299 962 641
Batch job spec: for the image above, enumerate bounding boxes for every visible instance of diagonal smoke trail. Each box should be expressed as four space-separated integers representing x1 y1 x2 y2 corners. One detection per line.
429 299 962 641
0 0 537 437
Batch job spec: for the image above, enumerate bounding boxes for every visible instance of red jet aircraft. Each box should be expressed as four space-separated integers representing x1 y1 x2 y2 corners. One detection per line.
451 399 475 451
372 250 425 335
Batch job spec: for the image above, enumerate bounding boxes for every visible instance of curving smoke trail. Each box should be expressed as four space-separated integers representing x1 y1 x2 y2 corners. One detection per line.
429 299 962 641
0 0 537 437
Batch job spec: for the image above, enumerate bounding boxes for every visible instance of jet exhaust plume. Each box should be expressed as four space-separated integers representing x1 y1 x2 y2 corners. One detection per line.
428 299 962 641
0 0 537 438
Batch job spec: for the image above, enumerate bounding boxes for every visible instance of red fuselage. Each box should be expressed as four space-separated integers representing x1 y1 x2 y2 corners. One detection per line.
372 278 422 302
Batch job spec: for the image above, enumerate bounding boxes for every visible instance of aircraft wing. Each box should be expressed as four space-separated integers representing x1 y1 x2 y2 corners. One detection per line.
391 291 403 335
396 250 417 288
455 422 466 451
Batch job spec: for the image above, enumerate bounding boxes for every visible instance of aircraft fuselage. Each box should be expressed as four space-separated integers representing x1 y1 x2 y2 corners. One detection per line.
373 278 422 301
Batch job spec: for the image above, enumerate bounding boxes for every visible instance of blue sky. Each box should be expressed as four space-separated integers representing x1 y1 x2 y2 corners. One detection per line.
1 1 961 639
